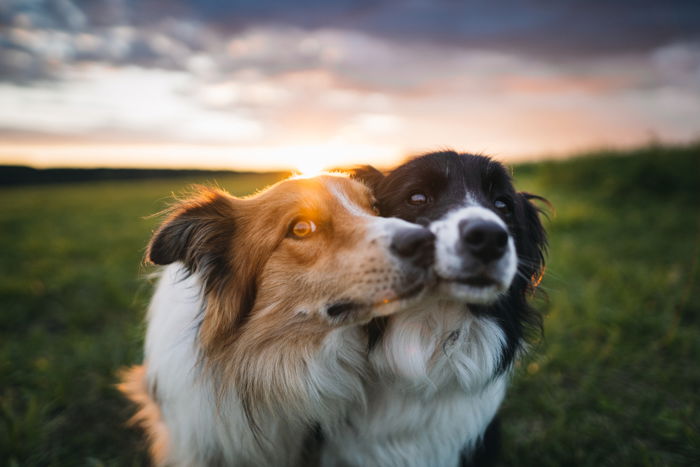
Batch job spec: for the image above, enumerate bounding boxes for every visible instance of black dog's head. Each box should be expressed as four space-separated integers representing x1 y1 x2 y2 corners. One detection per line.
354 151 547 306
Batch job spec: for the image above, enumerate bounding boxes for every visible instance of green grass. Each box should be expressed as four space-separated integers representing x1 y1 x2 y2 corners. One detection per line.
0 173 286 466
2 145 699 466
502 144 700 466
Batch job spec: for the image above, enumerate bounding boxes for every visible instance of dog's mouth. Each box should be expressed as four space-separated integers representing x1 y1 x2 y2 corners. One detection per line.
440 273 499 288
450 275 498 287
326 301 363 317
326 278 428 319
435 272 509 305
372 279 427 307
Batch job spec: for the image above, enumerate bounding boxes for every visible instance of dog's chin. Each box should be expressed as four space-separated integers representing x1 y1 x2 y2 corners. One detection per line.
437 275 510 305
370 278 431 317
325 277 430 322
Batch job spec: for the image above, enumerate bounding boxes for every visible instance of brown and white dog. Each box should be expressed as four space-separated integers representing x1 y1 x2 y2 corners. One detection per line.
119 173 435 466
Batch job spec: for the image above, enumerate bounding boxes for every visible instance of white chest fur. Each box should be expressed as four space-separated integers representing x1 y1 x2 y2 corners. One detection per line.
322 301 509 467
144 265 368 466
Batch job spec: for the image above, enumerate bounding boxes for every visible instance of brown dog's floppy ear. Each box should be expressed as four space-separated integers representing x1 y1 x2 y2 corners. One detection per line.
350 165 385 192
149 187 266 373
147 187 237 273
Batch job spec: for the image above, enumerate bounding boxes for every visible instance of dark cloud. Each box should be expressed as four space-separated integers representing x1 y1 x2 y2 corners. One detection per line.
1 0 699 83
171 0 700 56
5 1 700 50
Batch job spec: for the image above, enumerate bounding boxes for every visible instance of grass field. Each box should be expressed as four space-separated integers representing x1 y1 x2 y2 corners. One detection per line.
1 145 699 466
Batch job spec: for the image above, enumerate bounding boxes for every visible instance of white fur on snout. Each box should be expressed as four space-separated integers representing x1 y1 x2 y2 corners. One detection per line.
430 204 517 303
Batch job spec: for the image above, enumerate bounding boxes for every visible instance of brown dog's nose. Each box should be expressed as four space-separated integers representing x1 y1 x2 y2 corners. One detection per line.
459 219 508 263
391 227 435 268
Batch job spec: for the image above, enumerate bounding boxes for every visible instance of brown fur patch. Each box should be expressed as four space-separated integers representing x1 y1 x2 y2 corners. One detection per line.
117 365 169 465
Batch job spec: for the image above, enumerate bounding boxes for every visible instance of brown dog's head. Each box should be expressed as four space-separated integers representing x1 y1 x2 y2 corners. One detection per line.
147 173 434 420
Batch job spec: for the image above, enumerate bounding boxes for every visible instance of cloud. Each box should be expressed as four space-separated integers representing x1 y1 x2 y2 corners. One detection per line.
171 0 700 56
6 26 698 158
0 65 263 143
2 0 700 81
2 0 699 86
0 1 699 168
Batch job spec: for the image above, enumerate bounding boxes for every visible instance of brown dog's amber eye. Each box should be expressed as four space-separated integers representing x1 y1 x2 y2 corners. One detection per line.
408 192 428 205
291 219 317 238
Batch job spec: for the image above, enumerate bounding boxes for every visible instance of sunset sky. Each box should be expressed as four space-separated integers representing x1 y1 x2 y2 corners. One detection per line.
1 1 699 171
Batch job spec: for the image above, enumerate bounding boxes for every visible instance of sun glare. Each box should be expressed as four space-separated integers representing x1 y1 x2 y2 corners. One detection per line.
288 144 345 177
285 143 396 178
294 157 328 178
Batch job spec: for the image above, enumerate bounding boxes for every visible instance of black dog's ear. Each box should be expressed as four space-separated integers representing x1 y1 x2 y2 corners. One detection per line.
350 165 385 192
515 192 549 289
148 187 237 271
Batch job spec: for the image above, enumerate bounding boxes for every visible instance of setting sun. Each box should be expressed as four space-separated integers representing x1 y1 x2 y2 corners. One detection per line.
281 143 399 175
294 155 328 177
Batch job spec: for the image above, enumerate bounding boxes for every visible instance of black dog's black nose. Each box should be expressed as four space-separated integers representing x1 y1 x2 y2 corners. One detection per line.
459 219 508 262
391 228 435 268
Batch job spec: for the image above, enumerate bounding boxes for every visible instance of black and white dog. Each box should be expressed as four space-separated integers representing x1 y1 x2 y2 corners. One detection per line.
321 151 547 466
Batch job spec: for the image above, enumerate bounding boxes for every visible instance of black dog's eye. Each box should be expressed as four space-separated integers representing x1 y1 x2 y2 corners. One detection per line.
408 192 429 206
494 197 512 215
